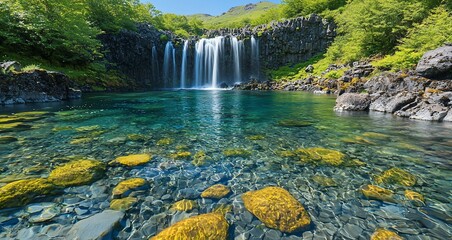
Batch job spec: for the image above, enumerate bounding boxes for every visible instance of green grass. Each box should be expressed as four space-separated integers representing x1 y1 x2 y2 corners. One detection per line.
187 1 280 29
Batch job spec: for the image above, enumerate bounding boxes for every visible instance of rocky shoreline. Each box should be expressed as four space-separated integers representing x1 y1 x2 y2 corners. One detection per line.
0 62 81 105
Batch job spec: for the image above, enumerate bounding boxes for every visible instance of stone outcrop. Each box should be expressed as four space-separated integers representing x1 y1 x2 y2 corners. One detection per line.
0 67 81 105
416 45 452 80
334 93 371 111
0 179 58 209
66 210 125 239
48 160 106 187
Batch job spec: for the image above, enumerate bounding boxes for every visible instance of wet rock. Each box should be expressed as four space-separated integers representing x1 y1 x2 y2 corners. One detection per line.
404 190 425 206
48 160 105 187
151 213 228 239
312 175 337 187
0 179 57 209
171 199 197 212
110 197 137 211
374 168 416 187
242 186 311 233
277 119 312 127
28 205 60 223
361 185 395 203
112 153 152 167
416 45 452 80
66 210 124 239
296 147 345 166
223 148 252 158
340 223 363 239
170 151 192 160
0 136 18 144
334 93 371 112
370 228 403 240
112 178 147 198
201 184 231 199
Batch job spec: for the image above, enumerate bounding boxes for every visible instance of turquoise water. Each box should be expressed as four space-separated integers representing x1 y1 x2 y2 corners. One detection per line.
0 90 451 239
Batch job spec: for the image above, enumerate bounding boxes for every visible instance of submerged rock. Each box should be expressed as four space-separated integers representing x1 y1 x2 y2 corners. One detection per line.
361 185 395 203
295 147 345 166
334 93 371 111
66 210 125 240
312 175 337 187
110 197 137 211
170 151 192 160
374 168 416 187
150 213 228 240
242 186 311 233
112 178 147 198
404 190 425 206
277 119 312 127
201 184 231 199
192 151 210 166
113 153 151 167
171 199 197 212
157 138 173 146
0 179 57 209
0 136 18 144
223 148 251 158
48 160 105 187
370 228 403 240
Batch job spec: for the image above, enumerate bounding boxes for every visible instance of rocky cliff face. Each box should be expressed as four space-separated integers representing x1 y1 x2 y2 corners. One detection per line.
100 15 335 88
0 67 81 105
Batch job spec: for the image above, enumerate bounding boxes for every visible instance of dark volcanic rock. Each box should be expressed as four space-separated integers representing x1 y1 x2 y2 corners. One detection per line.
334 93 371 112
0 70 81 105
416 45 452 80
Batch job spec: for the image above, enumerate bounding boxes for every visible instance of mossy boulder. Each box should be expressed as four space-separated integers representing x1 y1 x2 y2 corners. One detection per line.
242 186 311 233
371 228 404 240
223 148 251 158
201 184 231 199
49 160 105 187
157 138 173 146
0 122 31 133
170 151 192 160
75 125 101 132
277 120 312 127
113 154 151 167
374 168 416 186
361 185 395 203
150 213 228 240
127 134 148 142
246 135 265 140
277 150 297 158
295 147 345 166
404 190 425 206
192 151 210 166
110 197 137 211
213 204 233 216
0 178 57 209
112 178 147 198
171 199 197 212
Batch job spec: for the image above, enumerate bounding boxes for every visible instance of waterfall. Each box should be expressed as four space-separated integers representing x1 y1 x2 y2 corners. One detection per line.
193 37 224 88
163 42 174 88
231 37 241 82
172 48 177 88
180 40 189 89
251 36 260 80
151 46 159 84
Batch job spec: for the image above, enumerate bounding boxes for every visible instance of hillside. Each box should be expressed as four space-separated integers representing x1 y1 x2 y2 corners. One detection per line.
187 1 280 29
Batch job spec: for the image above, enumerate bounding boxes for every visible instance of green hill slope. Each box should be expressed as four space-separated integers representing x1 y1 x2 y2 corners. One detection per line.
187 1 280 29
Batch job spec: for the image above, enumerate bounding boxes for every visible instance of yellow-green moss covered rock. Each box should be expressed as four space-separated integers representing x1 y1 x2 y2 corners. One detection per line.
277 120 312 127
213 204 232 216
371 228 404 240
114 154 151 167
157 138 173 146
312 175 337 187
375 168 416 186
0 179 57 209
246 135 265 140
242 186 311 233
170 151 192 160
362 132 390 140
127 134 148 142
192 151 210 166
0 122 31 133
201 184 231 199
296 147 345 166
277 150 297 158
171 199 197 211
110 197 137 211
112 178 147 198
75 125 101 132
404 190 425 206
361 185 395 203
223 148 251 158
49 160 105 187
150 213 228 240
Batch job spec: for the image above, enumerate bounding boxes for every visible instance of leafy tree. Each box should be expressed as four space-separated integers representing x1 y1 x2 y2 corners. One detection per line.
161 14 204 37
282 0 347 17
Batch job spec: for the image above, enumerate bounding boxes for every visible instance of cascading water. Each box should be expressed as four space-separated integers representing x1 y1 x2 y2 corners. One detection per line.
180 40 189 89
194 37 224 88
251 36 260 80
231 37 241 83
163 42 174 88
172 48 177 88
151 46 159 84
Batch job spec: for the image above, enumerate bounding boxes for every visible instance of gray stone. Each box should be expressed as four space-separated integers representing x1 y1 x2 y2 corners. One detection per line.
66 210 124 240
334 93 371 112
416 45 452 79
340 223 363 239
264 229 282 240
443 109 452 122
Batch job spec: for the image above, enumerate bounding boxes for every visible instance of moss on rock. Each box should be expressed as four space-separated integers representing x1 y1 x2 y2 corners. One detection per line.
404 190 425 206
371 228 404 240
277 120 312 127
170 151 192 160
192 151 210 166
201 184 231 199
361 185 395 203
0 178 57 209
150 213 228 240
295 147 345 166
223 148 251 158
110 197 137 211
157 138 173 146
171 199 197 212
114 154 151 167
375 168 416 186
49 160 105 187
112 178 147 198
312 175 337 187
242 186 311 233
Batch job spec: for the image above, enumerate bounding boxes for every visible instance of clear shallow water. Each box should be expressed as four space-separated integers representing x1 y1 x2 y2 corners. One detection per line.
0 90 451 239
